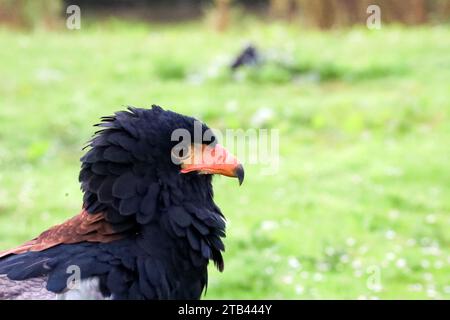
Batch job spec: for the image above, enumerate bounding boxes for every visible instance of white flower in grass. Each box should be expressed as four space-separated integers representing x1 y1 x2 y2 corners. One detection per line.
295 285 304 295
420 260 430 269
206 65 220 78
423 245 441 256
346 237 356 247
225 100 238 113
354 270 363 278
371 284 383 293
396 259 407 269
408 284 423 292
281 275 293 285
388 210 400 220
41 211 51 221
288 257 301 270
325 247 335 256
352 259 363 269
384 166 403 177
261 220 278 231
250 107 274 127
313 273 324 282
434 260 443 269
425 214 436 224
186 73 204 85
427 288 437 298
358 246 369 255
35 68 63 83
300 271 309 279
340 254 350 263
350 174 363 184
385 252 396 261
317 262 330 272
385 230 396 240
423 273 433 282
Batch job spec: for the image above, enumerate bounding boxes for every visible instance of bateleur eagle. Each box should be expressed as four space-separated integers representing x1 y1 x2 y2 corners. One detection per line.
0 105 244 300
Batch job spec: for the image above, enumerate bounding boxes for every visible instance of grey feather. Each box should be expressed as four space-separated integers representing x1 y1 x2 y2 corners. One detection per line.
0 275 56 300
0 275 110 300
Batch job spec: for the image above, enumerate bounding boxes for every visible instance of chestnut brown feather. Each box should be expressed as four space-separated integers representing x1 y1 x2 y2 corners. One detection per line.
0 210 125 258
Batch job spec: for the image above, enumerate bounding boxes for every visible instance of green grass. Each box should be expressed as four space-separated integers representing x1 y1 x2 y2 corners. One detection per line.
0 20 449 299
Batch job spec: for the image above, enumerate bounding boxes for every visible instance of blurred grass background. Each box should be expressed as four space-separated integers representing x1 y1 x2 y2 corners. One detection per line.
0 0 449 299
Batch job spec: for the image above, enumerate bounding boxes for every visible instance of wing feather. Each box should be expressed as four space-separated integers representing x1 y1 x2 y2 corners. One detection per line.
0 210 126 258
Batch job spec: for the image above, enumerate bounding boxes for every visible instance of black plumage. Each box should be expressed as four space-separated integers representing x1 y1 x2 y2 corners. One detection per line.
0 105 235 299
230 44 260 71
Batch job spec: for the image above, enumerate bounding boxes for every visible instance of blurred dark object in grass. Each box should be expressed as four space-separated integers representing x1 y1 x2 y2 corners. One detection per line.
230 45 261 71
208 40 408 85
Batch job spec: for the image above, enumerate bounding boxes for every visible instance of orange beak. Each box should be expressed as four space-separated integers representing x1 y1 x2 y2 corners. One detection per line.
180 144 244 185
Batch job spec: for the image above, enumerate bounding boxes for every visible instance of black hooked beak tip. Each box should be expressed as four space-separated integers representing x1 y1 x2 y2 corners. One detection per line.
234 164 245 186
